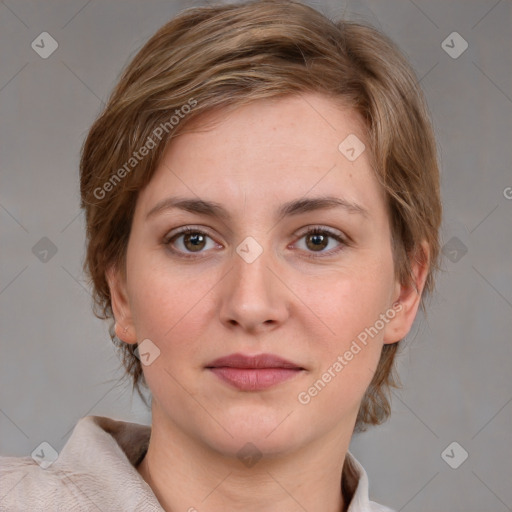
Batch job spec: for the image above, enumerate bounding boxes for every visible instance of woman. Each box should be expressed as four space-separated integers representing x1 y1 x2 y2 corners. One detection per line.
0 1 441 510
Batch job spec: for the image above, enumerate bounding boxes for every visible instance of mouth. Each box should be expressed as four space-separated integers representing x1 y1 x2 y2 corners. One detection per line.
205 353 305 391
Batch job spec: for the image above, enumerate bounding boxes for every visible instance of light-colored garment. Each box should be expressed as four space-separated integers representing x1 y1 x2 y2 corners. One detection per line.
0 415 395 511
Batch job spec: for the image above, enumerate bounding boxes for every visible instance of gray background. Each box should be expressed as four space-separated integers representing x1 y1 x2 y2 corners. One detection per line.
1 1 511 511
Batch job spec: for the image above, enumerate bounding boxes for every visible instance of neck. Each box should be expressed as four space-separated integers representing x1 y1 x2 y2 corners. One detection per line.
137 407 353 512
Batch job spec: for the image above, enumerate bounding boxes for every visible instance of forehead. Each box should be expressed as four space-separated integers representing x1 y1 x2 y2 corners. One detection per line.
137 93 387 222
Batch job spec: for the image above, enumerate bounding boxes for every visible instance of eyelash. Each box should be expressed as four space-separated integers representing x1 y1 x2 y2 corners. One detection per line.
163 225 348 260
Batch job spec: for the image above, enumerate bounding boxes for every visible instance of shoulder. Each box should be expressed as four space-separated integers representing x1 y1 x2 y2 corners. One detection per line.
0 454 82 511
0 416 159 512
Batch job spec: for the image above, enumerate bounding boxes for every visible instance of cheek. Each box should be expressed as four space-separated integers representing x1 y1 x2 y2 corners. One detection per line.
127 257 219 353
302 264 392 342
127 265 218 402
296 275 389 416
294 261 394 410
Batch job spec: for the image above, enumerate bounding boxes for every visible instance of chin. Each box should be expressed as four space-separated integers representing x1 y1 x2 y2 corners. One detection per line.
199 404 314 459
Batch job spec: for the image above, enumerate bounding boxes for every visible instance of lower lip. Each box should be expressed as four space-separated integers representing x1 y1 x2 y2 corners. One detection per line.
209 367 303 391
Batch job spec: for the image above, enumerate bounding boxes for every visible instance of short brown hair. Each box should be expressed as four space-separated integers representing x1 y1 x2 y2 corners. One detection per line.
80 0 442 432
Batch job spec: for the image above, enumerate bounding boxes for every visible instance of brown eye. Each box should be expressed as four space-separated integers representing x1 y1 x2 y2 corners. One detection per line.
294 227 347 258
183 232 206 252
305 232 329 251
165 227 218 256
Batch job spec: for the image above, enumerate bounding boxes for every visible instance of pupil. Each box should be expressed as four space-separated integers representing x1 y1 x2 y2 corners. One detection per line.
307 233 328 251
185 233 205 251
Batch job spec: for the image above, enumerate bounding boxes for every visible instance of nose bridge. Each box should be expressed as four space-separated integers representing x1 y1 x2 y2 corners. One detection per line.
218 236 288 331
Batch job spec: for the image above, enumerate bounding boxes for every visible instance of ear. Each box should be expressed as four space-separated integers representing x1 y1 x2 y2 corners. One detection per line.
106 264 137 345
383 240 430 345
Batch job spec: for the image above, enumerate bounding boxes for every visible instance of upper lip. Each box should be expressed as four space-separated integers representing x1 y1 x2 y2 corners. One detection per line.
206 353 303 370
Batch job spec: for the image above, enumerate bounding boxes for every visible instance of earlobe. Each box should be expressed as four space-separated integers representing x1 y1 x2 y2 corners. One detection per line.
106 265 137 345
383 241 430 345
114 323 136 344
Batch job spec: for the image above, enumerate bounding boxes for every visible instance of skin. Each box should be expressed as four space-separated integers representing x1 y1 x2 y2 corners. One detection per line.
107 92 429 512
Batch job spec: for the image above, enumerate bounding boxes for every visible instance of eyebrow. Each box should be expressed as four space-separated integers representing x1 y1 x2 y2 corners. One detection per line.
146 195 369 221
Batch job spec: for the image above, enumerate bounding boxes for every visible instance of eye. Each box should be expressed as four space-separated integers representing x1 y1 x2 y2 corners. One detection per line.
163 225 348 259
293 226 347 258
164 227 220 257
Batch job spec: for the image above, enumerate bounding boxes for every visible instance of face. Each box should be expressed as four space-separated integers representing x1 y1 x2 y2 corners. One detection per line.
109 93 425 458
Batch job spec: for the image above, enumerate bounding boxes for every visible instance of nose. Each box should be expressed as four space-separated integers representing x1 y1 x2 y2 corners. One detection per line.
218 243 290 334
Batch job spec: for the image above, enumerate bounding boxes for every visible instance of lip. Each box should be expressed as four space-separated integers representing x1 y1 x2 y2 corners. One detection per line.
206 353 305 391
